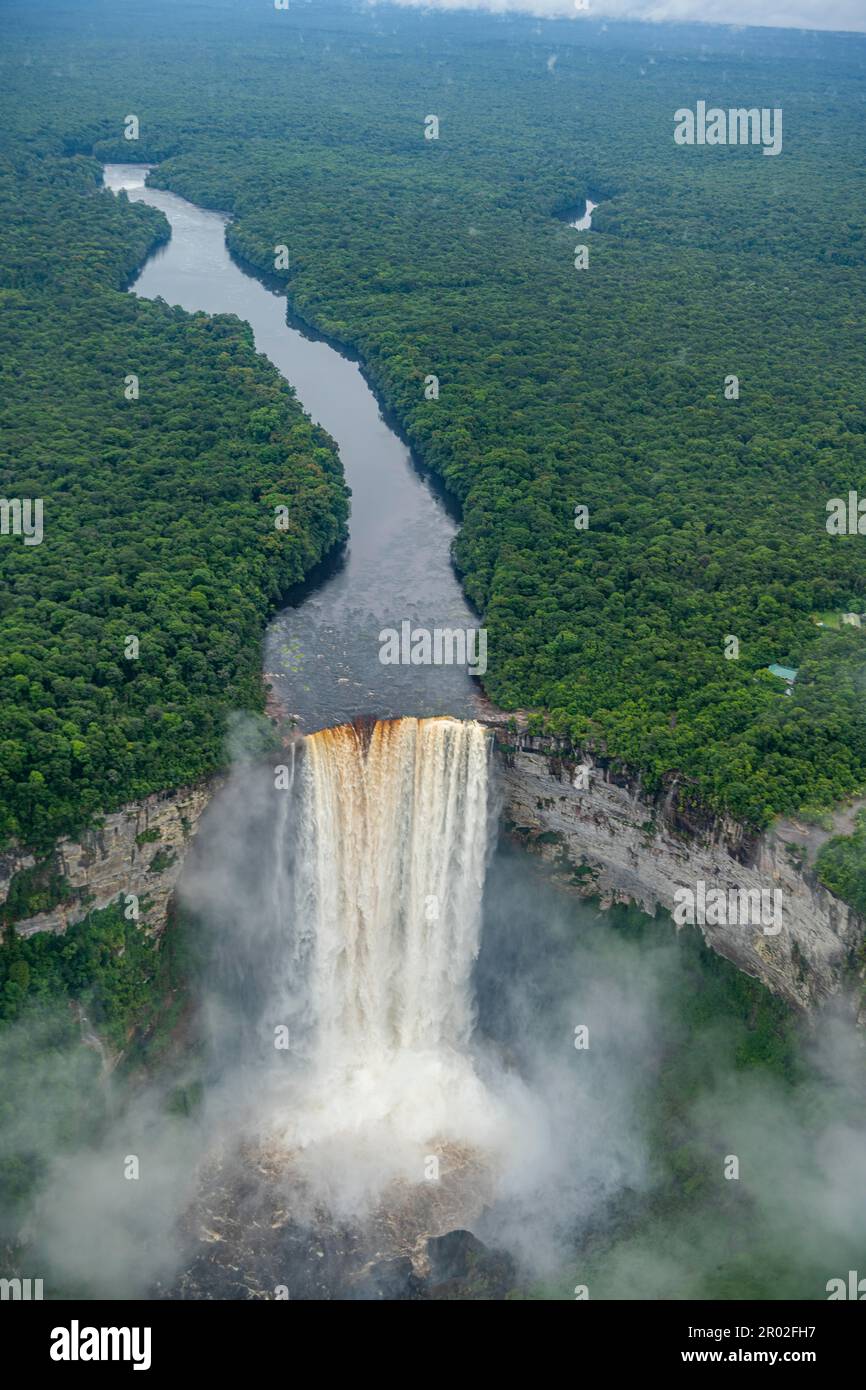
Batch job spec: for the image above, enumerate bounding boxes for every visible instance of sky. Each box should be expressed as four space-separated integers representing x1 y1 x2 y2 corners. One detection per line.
386 0 866 35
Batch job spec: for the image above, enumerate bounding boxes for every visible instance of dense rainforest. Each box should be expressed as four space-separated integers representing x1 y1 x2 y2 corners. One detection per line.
1 0 865 850
0 124 348 852
0 0 864 1307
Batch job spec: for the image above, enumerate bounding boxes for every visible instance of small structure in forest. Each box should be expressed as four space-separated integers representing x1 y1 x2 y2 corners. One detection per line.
767 663 798 691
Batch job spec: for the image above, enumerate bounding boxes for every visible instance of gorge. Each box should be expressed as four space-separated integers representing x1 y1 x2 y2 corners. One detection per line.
0 0 865 1321
2 157 864 1303
93 162 866 1017
4 164 861 1016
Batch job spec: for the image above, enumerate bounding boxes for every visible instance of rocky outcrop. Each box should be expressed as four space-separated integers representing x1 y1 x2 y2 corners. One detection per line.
488 728 864 1012
1 780 217 940
4 719 862 1012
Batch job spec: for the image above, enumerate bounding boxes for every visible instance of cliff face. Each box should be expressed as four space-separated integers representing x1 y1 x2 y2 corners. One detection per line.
490 729 864 1011
3 728 862 1013
0 781 216 940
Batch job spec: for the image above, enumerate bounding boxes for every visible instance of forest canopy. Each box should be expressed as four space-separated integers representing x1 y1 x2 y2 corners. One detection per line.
0 145 348 848
1 0 865 837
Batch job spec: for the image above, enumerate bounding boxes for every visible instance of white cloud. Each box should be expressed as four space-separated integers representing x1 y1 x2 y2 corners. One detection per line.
383 0 866 36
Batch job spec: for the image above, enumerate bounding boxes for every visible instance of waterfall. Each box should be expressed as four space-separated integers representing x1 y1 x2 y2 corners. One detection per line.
297 717 491 1063
260 716 520 1208
185 716 522 1206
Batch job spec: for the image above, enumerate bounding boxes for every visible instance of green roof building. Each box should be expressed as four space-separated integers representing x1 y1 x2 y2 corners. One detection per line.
767 664 798 684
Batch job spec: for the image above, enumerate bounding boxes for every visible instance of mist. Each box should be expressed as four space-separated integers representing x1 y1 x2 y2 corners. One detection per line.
475 844 866 1295
3 720 865 1299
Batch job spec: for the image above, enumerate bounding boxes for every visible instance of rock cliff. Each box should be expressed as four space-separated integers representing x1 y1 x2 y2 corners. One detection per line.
489 727 864 1011
0 781 216 940
3 723 862 1013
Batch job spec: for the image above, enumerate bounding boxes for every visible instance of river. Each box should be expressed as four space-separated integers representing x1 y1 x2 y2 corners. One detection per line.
103 163 481 732
102 161 639 1291
95 165 831 1304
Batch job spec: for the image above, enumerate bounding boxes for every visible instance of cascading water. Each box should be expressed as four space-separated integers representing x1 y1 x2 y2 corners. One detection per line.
185 716 528 1225
298 717 490 1060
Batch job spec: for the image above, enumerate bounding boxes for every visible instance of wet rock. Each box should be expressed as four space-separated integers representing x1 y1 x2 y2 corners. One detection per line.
422 1229 517 1300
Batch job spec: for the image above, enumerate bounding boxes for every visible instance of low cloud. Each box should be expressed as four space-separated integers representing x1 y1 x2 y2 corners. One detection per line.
382 0 866 37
